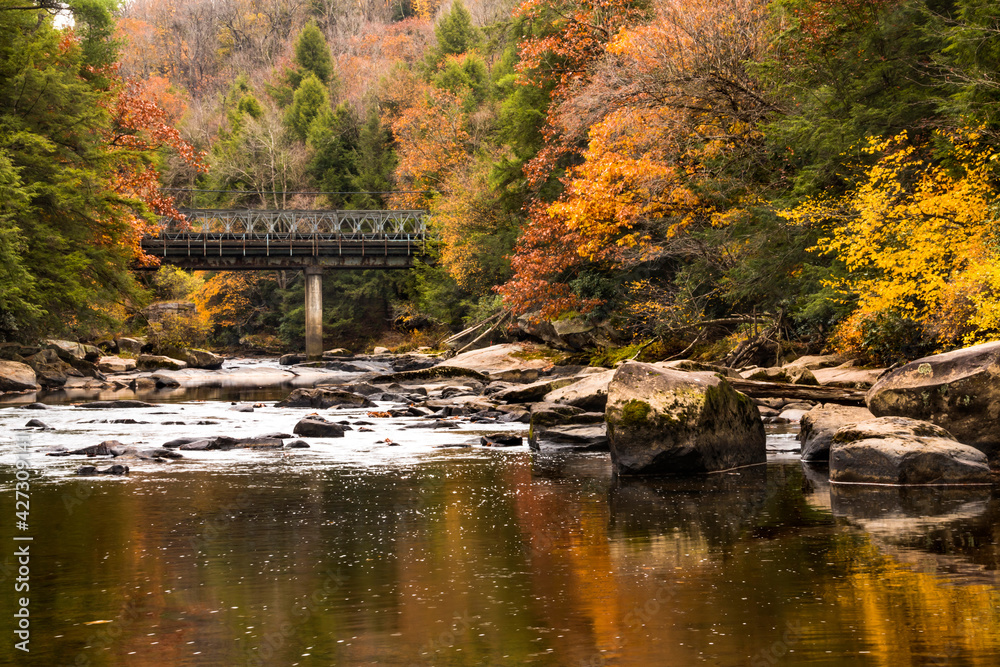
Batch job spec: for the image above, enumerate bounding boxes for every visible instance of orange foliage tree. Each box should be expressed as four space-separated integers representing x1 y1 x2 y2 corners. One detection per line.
500 0 773 320
102 72 208 265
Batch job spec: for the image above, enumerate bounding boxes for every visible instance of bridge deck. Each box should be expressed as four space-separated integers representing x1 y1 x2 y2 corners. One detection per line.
139 208 428 270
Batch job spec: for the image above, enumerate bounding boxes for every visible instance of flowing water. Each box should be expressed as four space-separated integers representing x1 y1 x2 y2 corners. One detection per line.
1 367 999 666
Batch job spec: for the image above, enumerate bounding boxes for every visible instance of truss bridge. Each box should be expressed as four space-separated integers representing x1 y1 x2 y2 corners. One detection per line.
140 208 427 271
139 207 429 359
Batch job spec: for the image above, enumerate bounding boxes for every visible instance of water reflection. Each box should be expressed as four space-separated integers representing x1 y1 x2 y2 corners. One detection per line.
1 457 999 666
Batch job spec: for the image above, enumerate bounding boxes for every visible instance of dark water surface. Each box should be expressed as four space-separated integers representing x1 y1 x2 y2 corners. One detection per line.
2 408 999 665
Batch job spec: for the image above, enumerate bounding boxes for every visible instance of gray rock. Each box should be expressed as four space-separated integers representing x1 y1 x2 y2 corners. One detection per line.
654 360 742 379
292 418 345 438
742 366 818 385
480 434 524 447
136 354 187 371
161 437 204 448
285 440 311 448
492 377 578 403
77 464 129 476
800 405 875 462
97 356 137 373
530 424 608 451
116 338 144 355
605 362 765 475
43 339 100 362
866 341 1000 463
830 417 992 485
0 360 39 392
812 364 885 389
70 440 123 456
23 403 48 410
280 353 307 365
25 419 50 428
178 440 215 451
276 388 376 409
78 400 155 409
543 369 617 411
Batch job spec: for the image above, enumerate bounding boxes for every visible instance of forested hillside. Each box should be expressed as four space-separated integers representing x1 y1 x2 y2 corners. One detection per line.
3 0 1000 363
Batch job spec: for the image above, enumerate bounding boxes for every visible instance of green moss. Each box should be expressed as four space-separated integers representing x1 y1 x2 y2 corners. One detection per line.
511 347 571 364
617 399 652 427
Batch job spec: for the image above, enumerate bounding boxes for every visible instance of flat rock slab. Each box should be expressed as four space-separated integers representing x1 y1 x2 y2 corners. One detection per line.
830 417 992 485
446 343 563 373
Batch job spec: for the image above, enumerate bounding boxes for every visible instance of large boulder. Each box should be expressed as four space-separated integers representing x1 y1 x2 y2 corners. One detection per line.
136 354 188 371
866 341 1000 462
43 339 100 363
799 404 875 462
605 362 765 475
276 388 376 409
830 416 992 485
0 360 39 392
542 369 616 411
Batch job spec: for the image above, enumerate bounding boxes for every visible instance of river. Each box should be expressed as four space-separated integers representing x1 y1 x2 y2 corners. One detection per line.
1 361 999 666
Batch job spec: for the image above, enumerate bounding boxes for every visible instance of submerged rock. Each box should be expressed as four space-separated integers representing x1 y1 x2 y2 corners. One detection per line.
866 341 1000 463
78 400 156 409
70 440 124 456
830 417 992 485
480 434 524 447
605 362 765 475
276 388 377 409
77 464 129 476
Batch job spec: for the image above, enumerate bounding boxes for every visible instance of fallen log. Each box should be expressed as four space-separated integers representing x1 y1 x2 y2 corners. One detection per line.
727 378 867 406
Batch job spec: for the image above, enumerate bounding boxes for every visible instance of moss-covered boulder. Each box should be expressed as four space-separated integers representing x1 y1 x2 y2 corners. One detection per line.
866 341 1000 463
605 362 765 475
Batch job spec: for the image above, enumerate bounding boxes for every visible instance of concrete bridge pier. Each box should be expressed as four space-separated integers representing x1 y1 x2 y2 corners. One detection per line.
305 266 324 360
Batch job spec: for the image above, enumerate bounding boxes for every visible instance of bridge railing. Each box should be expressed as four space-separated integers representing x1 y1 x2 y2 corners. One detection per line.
154 209 427 241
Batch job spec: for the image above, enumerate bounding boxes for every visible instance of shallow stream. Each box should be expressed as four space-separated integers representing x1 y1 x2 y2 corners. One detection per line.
1 361 998 666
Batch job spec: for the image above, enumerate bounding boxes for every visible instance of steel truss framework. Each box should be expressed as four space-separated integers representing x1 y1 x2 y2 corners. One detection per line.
152 209 427 241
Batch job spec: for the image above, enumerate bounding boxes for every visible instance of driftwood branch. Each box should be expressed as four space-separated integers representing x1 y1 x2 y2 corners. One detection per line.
728 379 867 406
